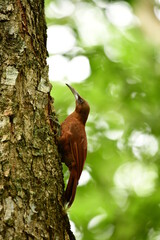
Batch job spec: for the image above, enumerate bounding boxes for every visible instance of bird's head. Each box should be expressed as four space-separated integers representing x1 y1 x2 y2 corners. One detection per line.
66 83 90 124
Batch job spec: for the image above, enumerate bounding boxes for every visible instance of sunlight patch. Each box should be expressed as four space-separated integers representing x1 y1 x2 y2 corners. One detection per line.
79 169 92 186
154 0 160 21
66 56 91 83
45 0 75 19
70 220 83 240
105 2 138 28
105 129 124 140
128 131 159 159
88 213 107 229
47 25 76 54
148 228 160 240
111 188 128 209
47 55 69 81
114 162 158 197
74 3 109 46
47 55 91 83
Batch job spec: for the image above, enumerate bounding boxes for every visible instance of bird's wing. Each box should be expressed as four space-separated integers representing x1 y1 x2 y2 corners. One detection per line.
64 122 87 208
69 123 87 181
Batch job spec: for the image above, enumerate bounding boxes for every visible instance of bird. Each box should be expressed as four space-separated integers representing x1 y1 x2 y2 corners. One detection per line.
59 83 90 208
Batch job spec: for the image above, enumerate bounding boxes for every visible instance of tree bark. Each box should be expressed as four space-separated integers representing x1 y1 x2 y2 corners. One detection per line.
0 0 75 239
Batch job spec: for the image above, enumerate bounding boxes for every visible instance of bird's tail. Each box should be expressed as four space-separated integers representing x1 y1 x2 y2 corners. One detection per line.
65 168 78 208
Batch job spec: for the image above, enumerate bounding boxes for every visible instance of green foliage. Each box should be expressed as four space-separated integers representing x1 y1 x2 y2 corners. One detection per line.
46 0 160 239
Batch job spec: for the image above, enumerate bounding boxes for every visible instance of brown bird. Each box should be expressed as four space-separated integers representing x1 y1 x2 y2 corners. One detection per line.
59 84 90 208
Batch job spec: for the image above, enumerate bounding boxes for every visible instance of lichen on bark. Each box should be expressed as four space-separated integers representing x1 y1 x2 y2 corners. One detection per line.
0 0 75 239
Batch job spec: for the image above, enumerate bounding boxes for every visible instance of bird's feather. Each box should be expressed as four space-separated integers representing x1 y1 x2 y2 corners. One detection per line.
69 123 87 180
64 122 87 207
65 167 78 208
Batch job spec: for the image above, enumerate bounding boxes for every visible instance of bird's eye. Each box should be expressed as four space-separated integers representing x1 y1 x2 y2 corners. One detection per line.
78 97 84 104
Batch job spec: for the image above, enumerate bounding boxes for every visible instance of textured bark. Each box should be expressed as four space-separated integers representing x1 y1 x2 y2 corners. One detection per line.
0 0 75 239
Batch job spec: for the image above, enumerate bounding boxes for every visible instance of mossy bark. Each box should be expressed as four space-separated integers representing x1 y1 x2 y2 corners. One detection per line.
0 0 75 239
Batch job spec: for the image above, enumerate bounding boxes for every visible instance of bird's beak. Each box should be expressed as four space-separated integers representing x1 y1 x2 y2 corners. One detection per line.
66 83 83 103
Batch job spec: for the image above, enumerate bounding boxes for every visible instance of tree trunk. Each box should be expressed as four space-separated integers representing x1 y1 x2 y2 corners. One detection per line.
0 0 75 239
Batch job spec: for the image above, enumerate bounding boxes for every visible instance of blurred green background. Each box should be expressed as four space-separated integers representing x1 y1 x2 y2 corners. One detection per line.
45 0 160 239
